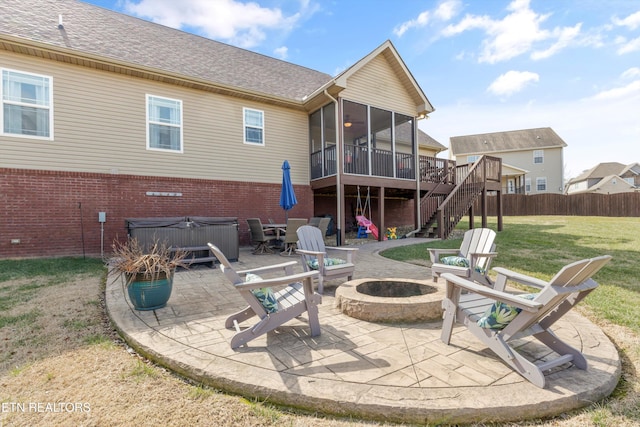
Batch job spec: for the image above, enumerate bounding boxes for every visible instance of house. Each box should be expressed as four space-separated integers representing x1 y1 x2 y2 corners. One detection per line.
450 127 567 194
566 162 640 194
4 0 501 258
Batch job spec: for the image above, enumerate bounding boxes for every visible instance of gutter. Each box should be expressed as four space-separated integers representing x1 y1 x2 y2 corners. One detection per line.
0 34 307 110
324 89 342 246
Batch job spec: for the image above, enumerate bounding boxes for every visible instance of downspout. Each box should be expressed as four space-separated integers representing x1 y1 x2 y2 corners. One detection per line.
324 89 342 245
405 116 423 238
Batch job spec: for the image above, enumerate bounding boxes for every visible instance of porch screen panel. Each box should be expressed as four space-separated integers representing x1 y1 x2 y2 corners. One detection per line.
343 100 368 175
323 103 336 176
310 110 322 179
370 107 393 177
395 114 415 179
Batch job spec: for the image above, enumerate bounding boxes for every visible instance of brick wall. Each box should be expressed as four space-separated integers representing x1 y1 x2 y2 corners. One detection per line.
0 168 313 258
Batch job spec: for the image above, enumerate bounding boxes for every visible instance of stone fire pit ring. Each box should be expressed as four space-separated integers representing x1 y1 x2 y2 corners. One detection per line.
335 278 445 323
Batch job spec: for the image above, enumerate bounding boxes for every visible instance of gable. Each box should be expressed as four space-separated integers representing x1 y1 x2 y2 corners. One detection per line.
328 41 434 117
589 176 635 193
339 54 419 115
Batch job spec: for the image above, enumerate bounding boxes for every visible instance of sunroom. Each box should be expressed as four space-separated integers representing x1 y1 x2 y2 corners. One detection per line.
310 100 419 181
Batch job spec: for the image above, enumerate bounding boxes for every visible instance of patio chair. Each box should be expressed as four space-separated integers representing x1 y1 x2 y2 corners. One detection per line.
440 254 612 388
247 218 274 254
296 225 358 294
428 228 497 287
280 218 308 256
308 217 322 227
208 243 321 349
317 217 331 237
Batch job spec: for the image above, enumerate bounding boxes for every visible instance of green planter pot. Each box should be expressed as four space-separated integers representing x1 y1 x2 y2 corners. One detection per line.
126 271 174 311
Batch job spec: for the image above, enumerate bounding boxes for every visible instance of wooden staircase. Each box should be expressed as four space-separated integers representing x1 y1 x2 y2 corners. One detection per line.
419 155 502 239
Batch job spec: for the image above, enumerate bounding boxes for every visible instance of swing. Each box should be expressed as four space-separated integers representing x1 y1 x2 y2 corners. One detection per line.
356 186 372 239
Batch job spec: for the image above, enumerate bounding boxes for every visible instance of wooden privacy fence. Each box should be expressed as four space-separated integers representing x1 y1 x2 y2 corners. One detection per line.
478 193 640 217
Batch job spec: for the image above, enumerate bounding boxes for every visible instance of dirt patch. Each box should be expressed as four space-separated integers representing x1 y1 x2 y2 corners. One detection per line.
1 272 638 426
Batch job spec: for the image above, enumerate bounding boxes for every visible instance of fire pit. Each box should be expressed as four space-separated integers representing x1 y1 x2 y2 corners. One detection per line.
335 278 444 323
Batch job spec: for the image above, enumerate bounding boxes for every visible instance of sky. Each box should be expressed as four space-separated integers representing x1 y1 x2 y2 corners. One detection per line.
83 0 640 180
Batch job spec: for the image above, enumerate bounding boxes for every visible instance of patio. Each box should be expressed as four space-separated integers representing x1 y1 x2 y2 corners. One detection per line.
105 238 620 425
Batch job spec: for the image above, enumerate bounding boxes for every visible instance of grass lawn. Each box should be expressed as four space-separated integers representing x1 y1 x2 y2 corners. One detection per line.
382 216 640 335
0 216 638 426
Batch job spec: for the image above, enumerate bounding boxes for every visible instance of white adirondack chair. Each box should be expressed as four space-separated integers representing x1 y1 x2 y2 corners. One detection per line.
296 225 358 294
428 228 497 286
440 255 612 388
208 243 321 349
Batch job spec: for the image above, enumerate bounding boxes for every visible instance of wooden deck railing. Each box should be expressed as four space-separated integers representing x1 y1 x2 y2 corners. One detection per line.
312 147 457 184
342 143 416 179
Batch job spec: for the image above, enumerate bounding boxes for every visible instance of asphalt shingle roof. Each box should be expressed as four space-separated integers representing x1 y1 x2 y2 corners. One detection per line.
569 162 630 182
450 127 568 156
1 0 333 101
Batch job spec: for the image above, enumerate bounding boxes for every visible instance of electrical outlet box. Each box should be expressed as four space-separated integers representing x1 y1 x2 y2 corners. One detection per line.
11 239 20 244
98 212 106 223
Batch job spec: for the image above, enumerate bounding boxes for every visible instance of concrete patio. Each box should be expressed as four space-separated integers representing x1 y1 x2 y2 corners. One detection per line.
105 238 620 425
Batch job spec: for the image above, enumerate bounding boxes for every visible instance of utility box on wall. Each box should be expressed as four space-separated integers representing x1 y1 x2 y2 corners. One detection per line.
125 216 239 262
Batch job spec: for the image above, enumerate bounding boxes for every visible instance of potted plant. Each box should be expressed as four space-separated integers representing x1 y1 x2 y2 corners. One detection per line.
111 238 187 311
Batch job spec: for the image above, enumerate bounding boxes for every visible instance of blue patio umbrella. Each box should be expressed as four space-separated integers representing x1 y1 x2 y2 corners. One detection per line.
279 160 298 220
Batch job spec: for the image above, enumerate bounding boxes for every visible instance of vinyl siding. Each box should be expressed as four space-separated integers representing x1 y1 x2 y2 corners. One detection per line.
340 54 418 116
496 148 564 194
0 51 310 185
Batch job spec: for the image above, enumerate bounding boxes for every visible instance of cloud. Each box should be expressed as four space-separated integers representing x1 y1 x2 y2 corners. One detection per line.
616 36 640 54
612 11 640 30
591 80 640 100
273 46 288 60
124 0 302 48
621 67 640 79
393 0 461 37
487 70 539 96
442 0 583 63
434 0 461 21
531 23 581 60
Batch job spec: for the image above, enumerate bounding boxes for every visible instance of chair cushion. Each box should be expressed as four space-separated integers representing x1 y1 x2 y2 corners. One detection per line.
477 293 537 329
307 257 347 270
440 256 486 274
245 273 278 313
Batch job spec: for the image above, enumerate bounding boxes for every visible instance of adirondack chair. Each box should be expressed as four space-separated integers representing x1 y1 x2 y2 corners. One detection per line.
208 243 321 349
296 225 358 294
440 255 612 388
428 228 497 287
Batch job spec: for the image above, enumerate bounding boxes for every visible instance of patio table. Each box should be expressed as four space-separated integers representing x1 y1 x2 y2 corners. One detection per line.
263 223 286 245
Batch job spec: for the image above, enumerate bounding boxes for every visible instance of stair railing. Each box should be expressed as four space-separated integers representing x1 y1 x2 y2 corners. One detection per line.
436 155 495 239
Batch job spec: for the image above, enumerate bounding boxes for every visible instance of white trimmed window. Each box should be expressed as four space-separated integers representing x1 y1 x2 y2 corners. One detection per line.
147 95 182 152
243 107 264 145
536 177 547 191
1 69 53 139
466 155 480 164
525 178 531 193
533 149 544 164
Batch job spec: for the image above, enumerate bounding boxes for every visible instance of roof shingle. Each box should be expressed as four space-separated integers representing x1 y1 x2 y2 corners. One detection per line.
0 0 332 101
450 127 568 156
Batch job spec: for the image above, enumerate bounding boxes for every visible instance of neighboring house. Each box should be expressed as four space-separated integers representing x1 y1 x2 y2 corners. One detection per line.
1 0 445 257
418 131 447 158
450 127 567 194
566 162 640 194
